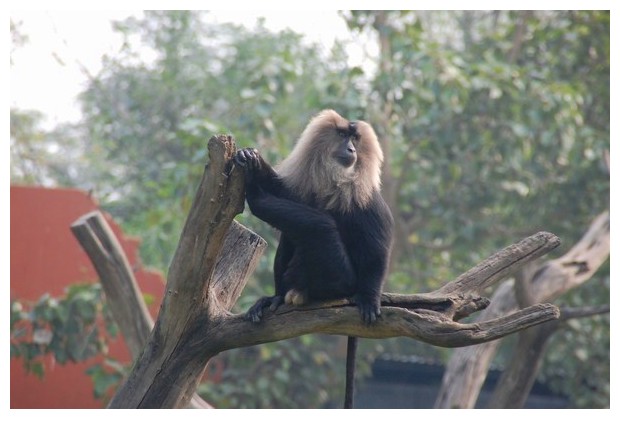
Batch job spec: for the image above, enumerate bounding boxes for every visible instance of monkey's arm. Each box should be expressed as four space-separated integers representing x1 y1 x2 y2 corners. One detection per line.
234 148 287 197
352 195 394 324
235 149 301 323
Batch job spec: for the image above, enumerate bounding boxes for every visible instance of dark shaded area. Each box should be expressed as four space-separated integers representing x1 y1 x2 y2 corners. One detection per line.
353 355 569 409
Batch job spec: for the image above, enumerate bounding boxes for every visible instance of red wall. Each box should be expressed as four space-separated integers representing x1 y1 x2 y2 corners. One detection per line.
10 186 165 408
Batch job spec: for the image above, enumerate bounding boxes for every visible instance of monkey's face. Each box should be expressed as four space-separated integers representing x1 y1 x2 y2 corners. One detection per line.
332 123 359 169
276 109 383 211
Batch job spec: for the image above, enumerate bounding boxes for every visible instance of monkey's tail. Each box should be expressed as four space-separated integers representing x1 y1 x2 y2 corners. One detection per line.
344 336 357 409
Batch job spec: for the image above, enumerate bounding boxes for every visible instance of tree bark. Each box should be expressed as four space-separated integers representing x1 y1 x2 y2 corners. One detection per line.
487 304 609 408
487 318 556 408
433 279 514 409
71 211 263 408
106 135 266 408
77 135 564 408
70 210 153 358
435 211 609 408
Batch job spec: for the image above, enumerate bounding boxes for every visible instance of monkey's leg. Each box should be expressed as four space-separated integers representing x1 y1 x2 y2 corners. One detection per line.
248 191 356 299
245 239 297 323
281 250 309 306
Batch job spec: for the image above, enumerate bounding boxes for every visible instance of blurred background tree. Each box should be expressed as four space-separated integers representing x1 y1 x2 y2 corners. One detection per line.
10 10 609 408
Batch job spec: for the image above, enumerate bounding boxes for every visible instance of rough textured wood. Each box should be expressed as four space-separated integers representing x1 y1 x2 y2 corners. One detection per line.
70 211 153 357
203 301 558 352
71 211 265 408
194 231 561 355
434 280 514 409
106 135 265 408
210 221 267 313
434 231 560 296
519 211 610 305
487 303 609 408
435 211 610 409
486 320 556 408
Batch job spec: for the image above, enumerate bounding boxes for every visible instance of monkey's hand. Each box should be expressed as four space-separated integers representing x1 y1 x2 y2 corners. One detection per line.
233 148 261 181
357 298 381 325
245 295 284 323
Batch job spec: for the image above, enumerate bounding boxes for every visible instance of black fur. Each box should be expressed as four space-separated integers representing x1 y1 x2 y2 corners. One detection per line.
234 148 393 325
234 130 393 409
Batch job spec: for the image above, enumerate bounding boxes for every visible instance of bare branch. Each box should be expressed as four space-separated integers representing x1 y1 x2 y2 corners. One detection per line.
70 210 153 357
437 210 609 409
106 135 255 408
560 304 610 320
202 302 559 353
71 210 221 408
433 231 560 296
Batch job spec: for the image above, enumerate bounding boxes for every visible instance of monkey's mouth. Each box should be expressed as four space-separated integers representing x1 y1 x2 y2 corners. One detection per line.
335 153 357 168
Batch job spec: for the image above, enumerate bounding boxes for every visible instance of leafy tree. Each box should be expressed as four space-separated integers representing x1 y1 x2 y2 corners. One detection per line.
10 284 125 401
10 109 49 184
343 10 609 407
10 109 86 186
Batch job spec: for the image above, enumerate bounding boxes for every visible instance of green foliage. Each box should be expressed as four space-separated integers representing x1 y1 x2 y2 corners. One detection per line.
543 314 610 408
198 337 345 408
344 11 609 292
542 260 610 408
345 10 609 406
10 284 125 400
10 109 48 184
85 359 127 400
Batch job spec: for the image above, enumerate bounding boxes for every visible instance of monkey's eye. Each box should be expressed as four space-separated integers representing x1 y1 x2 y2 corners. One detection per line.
337 129 348 138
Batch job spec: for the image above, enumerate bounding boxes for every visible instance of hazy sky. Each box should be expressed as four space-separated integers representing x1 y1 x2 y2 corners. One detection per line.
11 3 614 128
10 10 369 128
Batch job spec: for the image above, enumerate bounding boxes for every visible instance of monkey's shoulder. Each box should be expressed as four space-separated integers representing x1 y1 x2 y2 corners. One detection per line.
356 192 393 228
332 192 393 240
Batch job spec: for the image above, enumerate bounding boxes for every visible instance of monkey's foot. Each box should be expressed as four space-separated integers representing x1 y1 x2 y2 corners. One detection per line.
245 295 284 323
285 289 307 306
357 299 382 325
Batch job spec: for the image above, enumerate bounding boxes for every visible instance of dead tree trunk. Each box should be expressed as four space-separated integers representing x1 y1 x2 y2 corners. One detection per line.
487 304 609 408
435 211 610 408
71 211 261 408
76 135 563 408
